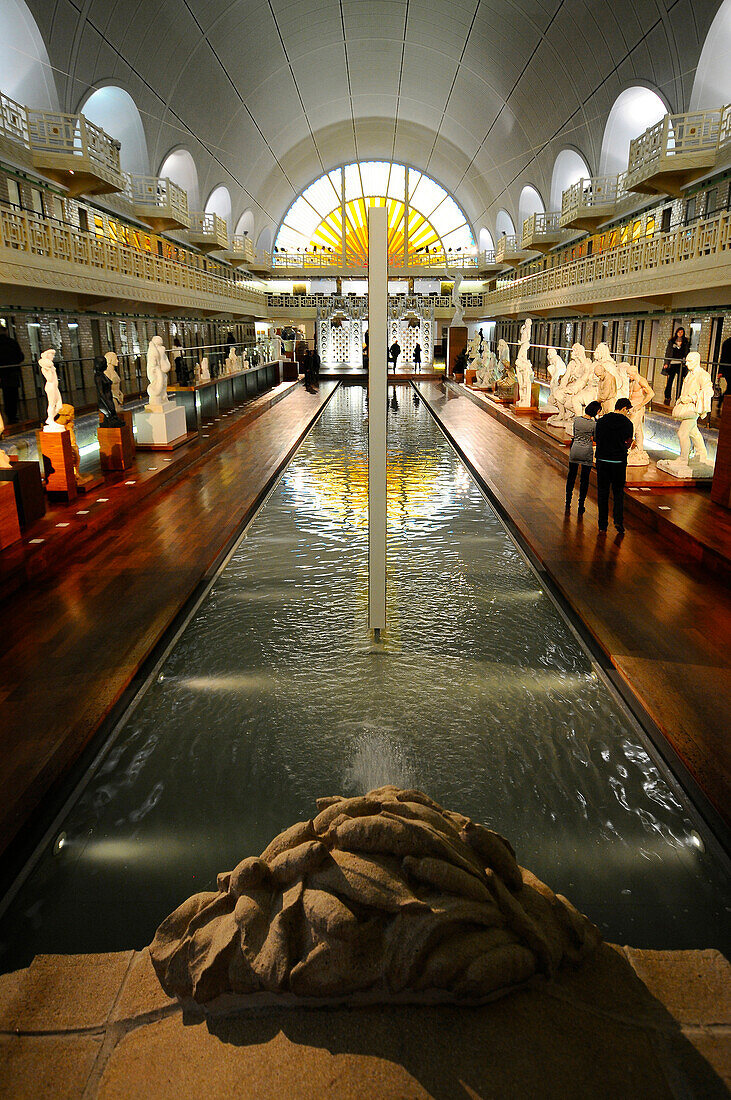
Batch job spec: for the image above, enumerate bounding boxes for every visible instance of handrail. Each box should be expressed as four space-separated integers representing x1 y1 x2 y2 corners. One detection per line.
485 210 731 306
126 174 189 219
561 173 627 219
627 107 727 177
26 109 123 179
0 91 29 147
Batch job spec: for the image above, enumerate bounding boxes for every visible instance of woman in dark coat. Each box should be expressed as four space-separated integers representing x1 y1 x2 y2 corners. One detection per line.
662 326 690 404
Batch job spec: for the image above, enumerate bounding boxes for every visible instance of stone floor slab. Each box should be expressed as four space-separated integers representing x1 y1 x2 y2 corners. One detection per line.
0 1032 102 1099
0 952 133 1032
626 948 731 1027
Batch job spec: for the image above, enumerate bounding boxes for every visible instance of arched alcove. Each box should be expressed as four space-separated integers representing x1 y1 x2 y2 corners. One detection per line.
257 226 273 253
518 185 544 228
160 147 199 209
204 184 232 230
235 209 255 238
690 0 731 109
479 227 494 252
550 148 590 209
0 0 58 109
81 86 149 176
495 209 515 239
600 87 667 175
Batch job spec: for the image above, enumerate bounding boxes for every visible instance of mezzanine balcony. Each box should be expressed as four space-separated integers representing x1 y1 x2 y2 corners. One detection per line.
26 110 125 198
218 234 256 267
521 212 574 253
560 174 628 231
187 212 229 253
625 106 731 197
495 234 536 267
0 92 30 164
126 174 190 232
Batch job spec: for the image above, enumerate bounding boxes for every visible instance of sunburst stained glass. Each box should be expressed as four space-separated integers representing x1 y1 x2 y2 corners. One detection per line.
274 161 474 261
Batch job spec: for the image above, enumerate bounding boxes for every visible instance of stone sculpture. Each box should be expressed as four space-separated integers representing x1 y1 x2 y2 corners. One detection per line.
657 352 714 478
447 269 465 327
625 364 654 467
94 357 123 427
593 362 617 414
514 318 534 407
475 349 497 388
104 351 124 412
225 348 240 374
545 349 567 413
55 403 80 481
466 332 482 367
495 339 517 400
150 787 601 1008
199 357 211 382
39 349 64 432
496 339 511 375
145 336 171 409
272 335 283 362
548 344 592 430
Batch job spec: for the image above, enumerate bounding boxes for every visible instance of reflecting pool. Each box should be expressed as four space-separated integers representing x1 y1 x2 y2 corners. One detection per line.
0 385 728 970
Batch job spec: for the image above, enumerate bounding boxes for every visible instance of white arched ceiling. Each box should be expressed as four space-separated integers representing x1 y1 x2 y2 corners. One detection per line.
599 87 667 175
479 227 495 252
159 147 199 208
81 86 149 176
550 149 590 209
690 0 731 109
496 209 515 238
235 209 255 237
0 0 58 109
204 184 232 230
518 185 544 228
257 227 272 253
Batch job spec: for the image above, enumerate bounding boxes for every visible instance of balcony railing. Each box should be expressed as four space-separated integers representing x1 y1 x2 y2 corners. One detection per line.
484 210 731 309
625 106 731 195
126 174 189 230
187 211 229 252
521 211 572 251
560 173 628 230
267 292 485 311
26 109 125 196
495 234 536 265
0 206 265 312
0 92 29 149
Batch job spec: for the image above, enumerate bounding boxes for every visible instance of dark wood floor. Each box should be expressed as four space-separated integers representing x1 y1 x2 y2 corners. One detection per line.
417 381 731 825
0 382 337 857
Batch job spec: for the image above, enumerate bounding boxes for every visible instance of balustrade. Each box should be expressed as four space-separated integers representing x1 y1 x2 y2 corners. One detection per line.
625 105 730 195
126 174 189 231
521 211 572 251
26 109 124 197
560 174 628 231
187 212 229 252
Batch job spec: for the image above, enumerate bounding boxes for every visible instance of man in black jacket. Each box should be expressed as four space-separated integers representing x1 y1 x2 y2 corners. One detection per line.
594 398 634 535
0 331 24 423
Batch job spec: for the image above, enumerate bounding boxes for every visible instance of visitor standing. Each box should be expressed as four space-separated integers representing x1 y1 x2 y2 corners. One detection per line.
303 347 316 393
413 342 421 371
565 400 601 516
389 340 401 371
311 344 321 385
662 326 690 404
718 335 731 407
0 329 23 423
594 397 633 535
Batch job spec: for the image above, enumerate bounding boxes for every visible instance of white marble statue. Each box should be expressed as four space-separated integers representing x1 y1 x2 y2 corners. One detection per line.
0 410 11 468
475 348 497 388
466 331 482 366
657 352 714 478
199 357 211 382
39 349 64 432
549 343 591 429
272 334 283 362
592 343 621 413
145 336 171 409
514 318 534 407
447 269 464 327
545 348 567 413
104 351 124 412
616 360 631 403
242 352 250 371
625 363 654 467
497 339 510 376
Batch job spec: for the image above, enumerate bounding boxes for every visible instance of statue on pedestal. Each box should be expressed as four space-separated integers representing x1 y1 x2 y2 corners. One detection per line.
94 357 124 427
592 344 620 412
199 357 211 382
272 334 283 362
625 364 654 466
545 348 567 413
466 331 482 367
495 338 517 400
55 403 80 481
104 351 124 412
549 343 590 429
39 349 64 432
514 318 534 407
145 336 171 409
475 348 497 388
657 352 714 478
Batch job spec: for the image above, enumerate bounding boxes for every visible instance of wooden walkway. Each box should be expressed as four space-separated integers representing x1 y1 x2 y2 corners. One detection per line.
417 382 731 826
0 383 337 858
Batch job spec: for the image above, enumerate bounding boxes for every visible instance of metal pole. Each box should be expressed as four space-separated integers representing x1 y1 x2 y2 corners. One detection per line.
368 206 387 636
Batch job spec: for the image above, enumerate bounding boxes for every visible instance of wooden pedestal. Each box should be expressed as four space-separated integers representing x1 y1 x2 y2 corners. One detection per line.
447 326 468 376
0 461 45 527
0 480 21 550
711 394 731 508
281 359 299 382
37 429 77 501
98 422 136 472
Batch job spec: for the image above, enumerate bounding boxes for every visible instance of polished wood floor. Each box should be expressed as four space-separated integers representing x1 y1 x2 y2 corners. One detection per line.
0 383 336 857
418 382 731 826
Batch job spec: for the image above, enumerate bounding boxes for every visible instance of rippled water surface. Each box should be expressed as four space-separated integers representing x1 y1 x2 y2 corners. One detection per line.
1 385 728 968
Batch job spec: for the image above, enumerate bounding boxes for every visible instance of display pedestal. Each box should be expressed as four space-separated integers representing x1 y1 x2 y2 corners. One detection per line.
711 394 731 508
0 480 21 550
656 458 714 480
98 422 136 471
37 429 77 501
281 359 298 382
0 461 45 526
133 402 188 450
447 327 467 377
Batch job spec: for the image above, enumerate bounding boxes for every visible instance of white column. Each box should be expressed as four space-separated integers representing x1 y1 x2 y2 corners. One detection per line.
368 205 387 635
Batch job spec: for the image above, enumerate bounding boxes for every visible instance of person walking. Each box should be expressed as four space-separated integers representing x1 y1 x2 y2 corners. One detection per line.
594 397 634 535
311 344 321 386
389 340 401 371
413 342 421 371
662 326 690 405
0 329 24 423
303 347 316 393
565 400 601 516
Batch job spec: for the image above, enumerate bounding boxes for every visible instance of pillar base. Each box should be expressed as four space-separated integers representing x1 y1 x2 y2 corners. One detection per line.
134 403 187 448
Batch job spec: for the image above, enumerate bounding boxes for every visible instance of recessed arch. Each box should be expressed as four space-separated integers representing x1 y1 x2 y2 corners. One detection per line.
479 227 494 252
518 185 544 228
204 184 232 231
235 209 255 238
0 0 58 109
600 86 667 175
80 85 149 176
257 227 272 253
159 147 199 209
495 209 515 239
690 0 731 109
550 148 590 209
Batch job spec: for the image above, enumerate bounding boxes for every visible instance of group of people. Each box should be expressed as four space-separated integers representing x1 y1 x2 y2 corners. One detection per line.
302 346 321 393
388 341 421 370
564 398 636 535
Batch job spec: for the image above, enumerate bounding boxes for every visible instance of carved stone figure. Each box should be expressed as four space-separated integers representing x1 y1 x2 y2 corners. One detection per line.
514 318 534 407
55 403 80 481
545 348 567 413
466 331 482 366
549 344 591 429
272 334 283 361
94 357 123 427
625 364 654 467
145 336 171 408
104 351 124 412
616 360 631 403
199 357 211 382
150 786 600 1007
594 362 617 414
496 339 511 376
447 268 464 327
657 352 714 477
475 349 497 388
225 347 240 374
39 349 64 432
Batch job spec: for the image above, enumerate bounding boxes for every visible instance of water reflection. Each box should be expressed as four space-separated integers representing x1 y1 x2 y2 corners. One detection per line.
0 386 728 970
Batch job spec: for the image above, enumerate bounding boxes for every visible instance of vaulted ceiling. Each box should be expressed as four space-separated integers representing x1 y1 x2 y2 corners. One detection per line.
32 0 720 240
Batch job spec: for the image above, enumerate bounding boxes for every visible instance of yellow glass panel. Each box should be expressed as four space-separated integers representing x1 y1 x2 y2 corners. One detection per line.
310 196 442 259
